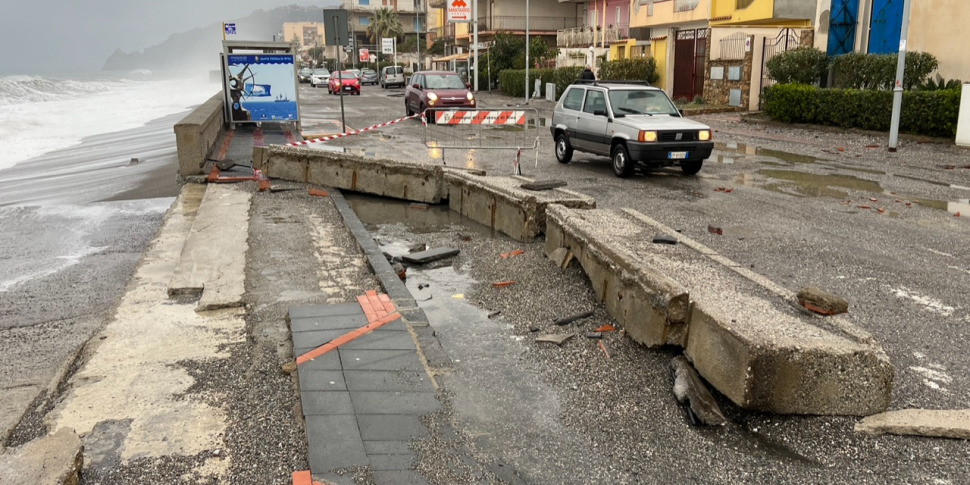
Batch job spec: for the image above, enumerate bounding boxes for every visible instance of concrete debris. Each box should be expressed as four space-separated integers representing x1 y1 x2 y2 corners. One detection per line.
401 247 460 264
855 409 970 439
548 247 574 269
797 286 849 316
652 235 678 245
409 243 428 253
487 310 502 319
0 427 83 485
671 356 727 426
536 333 575 346
520 179 567 191
586 332 603 339
553 310 594 326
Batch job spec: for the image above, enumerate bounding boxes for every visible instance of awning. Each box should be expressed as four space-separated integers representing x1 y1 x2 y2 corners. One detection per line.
431 53 469 63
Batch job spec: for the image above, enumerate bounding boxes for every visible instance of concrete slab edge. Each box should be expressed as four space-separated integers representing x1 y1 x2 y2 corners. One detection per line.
328 189 453 380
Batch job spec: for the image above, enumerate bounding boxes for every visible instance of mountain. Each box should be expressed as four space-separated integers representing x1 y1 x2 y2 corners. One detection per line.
102 5 333 72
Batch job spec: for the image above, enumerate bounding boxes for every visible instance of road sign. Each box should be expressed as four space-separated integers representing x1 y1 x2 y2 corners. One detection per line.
381 38 394 55
322 9 349 46
447 0 470 23
224 23 236 35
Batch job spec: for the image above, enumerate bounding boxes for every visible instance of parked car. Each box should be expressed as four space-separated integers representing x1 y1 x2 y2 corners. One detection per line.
380 65 406 88
360 69 379 85
298 68 313 84
404 71 475 119
550 81 713 177
328 70 361 95
309 68 330 88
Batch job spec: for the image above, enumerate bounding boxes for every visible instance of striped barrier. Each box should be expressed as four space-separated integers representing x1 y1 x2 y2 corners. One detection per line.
434 110 527 126
284 112 425 147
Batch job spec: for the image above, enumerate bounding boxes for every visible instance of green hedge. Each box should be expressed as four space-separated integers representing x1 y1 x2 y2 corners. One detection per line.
830 52 939 90
763 83 960 137
498 67 583 99
598 58 660 85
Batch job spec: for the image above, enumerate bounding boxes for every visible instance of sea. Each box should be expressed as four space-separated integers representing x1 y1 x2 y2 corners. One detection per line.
0 70 218 293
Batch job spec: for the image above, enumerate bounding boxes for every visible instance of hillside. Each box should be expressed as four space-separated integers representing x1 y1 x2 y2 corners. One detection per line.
102 5 331 72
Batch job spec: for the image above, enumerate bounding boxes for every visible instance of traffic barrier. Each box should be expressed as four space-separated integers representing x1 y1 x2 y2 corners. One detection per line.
283 112 424 147
424 108 541 175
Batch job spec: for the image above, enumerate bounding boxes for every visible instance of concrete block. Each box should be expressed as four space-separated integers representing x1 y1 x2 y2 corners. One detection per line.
264 152 308 182
544 206 894 415
445 172 595 242
174 92 224 177
0 427 83 485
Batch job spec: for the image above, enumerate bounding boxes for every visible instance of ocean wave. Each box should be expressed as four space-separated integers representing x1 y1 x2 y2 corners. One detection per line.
0 75 128 107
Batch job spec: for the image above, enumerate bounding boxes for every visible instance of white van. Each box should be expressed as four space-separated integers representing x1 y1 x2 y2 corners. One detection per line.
380 65 405 89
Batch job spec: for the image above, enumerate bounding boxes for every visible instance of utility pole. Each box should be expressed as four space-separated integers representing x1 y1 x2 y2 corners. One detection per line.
525 0 530 103
473 0 479 92
888 0 912 152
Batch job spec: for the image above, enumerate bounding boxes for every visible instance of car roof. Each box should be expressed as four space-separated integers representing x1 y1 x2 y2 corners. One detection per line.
415 71 461 76
569 81 660 91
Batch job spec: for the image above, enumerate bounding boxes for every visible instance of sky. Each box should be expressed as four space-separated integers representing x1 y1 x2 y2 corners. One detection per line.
0 1 332 75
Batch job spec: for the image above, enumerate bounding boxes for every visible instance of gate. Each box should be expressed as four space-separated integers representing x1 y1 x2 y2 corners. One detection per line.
423 108 541 174
759 28 801 109
827 0 859 56
673 29 707 102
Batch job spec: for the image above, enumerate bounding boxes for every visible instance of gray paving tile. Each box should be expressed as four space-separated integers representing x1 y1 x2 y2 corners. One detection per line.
350 391 441 415
371 471 429 484
363 440 413 455
341 331 417 351
292 328 352 349
290 313 369 333
297 352 343 371
368 453 417 471
339 349 425 371
288 302 361 320
312 473 356 485
301 391 354 415
297 369 347 392
357 414 428 441
305 415 368 472
344 370 435 392
373 320 408 332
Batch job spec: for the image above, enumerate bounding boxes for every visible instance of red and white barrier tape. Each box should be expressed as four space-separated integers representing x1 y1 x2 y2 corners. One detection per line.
285 112 425 146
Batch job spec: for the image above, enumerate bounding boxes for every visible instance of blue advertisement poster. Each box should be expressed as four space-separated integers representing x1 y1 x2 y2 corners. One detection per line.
225 54 299 123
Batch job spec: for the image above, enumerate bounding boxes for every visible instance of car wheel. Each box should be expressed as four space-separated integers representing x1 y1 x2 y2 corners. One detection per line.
555 133 573 164
611 143 635 178
406 100 413 116
681 160 703 176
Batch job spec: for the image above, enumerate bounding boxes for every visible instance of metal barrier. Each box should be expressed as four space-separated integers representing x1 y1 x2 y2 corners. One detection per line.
423 108 541 174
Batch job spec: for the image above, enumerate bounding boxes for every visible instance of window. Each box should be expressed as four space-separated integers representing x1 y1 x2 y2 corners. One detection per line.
562 88 584 111
583 90 606 114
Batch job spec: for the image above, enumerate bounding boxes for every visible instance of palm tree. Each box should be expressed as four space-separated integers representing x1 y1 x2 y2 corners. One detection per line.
365 7 404 46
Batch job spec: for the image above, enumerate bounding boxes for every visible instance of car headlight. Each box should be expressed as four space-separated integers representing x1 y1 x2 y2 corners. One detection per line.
638 130 658 142
466 92 474 101
428 92 438 101
698 129 711 141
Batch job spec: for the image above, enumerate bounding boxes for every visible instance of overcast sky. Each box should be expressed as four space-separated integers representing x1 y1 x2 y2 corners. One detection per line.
1 1 330 74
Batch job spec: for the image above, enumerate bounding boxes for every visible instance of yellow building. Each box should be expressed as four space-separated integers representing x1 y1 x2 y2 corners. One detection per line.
628 0 711 97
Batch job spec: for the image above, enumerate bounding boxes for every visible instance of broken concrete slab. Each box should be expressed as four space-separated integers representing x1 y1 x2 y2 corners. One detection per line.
545 206 894 416
0 427 83 485
855 409 970 439
401 247 460 264
671 356 726 426
797 286 849 315
445 172 595 242
520 180 567 191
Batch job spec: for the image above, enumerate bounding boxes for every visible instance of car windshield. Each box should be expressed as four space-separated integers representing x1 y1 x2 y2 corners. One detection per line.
335 71 357 79
362 70 376 75
424 74 466 89
313 69 329 75
608 89 678 116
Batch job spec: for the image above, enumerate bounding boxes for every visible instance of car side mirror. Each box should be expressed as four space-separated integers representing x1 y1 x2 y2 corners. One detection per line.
412 83 421 89
466 82 472 89
593 109 608 117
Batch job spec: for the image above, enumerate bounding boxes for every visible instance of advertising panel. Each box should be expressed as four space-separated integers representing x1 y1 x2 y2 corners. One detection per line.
225 54 299 123
382 38 395 55
447 0 470 23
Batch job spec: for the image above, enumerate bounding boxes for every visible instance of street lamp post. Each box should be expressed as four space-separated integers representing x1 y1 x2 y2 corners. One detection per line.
525 0 530 103
888 0 912 152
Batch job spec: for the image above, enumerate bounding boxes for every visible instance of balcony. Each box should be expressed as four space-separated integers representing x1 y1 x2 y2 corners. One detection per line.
429 0 446 7
557 24 629 47
428 24 457 39
476 16 579 32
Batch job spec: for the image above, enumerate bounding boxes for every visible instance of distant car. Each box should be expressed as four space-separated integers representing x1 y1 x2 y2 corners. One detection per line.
328 70 361 95
360 69 379 85
404 71 475 118
380 65 406 89
310 68 330 88
298 68 313 84
551 82 713 177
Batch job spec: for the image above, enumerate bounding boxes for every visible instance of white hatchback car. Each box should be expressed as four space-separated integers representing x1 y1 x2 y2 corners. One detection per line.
309 68 331 88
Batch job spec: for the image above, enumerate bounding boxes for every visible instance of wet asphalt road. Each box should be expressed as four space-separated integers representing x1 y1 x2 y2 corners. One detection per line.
1 81 968 483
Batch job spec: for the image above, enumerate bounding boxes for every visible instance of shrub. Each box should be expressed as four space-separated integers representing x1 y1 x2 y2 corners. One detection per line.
762 83 960 137
498 66 584 99
831 51 939 90
597 58 660 85
765 47 828 85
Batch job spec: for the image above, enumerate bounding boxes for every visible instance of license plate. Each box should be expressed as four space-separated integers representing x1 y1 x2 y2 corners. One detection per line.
668 151 688 160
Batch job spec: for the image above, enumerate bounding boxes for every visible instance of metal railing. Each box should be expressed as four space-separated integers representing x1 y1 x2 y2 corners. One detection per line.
556 24 628 47
478 16 580 32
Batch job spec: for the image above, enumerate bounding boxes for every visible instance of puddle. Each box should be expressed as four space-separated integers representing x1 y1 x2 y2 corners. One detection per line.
714 142 821 165
757 169 883 199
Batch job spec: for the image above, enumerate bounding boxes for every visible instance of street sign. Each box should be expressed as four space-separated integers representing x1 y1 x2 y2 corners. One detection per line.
322 9 349 46
381 38 394 55
447 0 470 23
224 23 236 35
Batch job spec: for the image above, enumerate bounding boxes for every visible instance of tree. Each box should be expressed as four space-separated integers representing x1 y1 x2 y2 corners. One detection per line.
365 7 404 45
484 32 557 84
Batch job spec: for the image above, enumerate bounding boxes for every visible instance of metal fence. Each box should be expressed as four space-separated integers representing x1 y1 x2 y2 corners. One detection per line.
423 108 541 174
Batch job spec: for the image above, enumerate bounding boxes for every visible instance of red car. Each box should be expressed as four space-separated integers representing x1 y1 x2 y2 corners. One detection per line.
328 71 360 95
404 71 475 118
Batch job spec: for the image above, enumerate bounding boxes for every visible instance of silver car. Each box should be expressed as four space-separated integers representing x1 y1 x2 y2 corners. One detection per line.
551 82 713 176
309 68 330 88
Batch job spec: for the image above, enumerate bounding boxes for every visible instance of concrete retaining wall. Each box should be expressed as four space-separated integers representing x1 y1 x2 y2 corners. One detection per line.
545 205 894 416
175 92 225 177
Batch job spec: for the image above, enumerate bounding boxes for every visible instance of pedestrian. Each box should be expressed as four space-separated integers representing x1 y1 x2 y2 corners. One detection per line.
580 64 595 81
532 77 542 98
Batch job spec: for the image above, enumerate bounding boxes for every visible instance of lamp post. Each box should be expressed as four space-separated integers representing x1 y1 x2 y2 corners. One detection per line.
888 0 912 152
525 0 530 103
